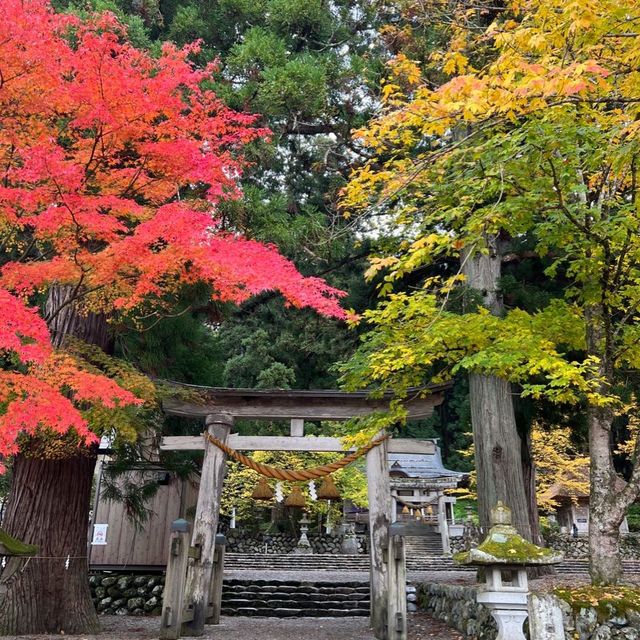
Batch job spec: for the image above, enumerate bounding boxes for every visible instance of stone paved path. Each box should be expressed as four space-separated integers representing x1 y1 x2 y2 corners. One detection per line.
0 613 462 640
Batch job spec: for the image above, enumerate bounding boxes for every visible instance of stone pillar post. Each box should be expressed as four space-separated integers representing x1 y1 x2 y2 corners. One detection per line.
438 493 450 555
367 432 392 640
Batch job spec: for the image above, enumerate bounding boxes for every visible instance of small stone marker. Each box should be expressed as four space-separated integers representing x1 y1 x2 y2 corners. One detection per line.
528 594 566 640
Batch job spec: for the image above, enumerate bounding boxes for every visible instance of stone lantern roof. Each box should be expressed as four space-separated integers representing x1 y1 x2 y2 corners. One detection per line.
454 502 563 566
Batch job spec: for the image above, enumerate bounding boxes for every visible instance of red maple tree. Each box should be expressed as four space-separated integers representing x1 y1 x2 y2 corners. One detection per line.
0 0 346 468
0 1 346 633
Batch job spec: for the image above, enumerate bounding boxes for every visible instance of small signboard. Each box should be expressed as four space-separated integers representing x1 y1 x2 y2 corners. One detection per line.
91 524 108 545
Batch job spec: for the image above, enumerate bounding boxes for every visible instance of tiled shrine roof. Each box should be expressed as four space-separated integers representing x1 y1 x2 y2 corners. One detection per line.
389 441 467 481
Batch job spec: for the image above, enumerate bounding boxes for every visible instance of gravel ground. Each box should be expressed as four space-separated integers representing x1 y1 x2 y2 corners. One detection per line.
0 614 461 640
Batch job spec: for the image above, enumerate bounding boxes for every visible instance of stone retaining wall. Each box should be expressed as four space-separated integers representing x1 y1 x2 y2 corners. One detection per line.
417 582 640 640
533 593 640 640
225 531 368 554
89 573 164 616
450 536 466 554
545 533 640 559
416 583 497 639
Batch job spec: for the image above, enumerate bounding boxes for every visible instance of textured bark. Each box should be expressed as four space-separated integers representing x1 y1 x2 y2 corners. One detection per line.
463 239 539 541
0 453 99 634
588 404 623 584
521 425 542 544
45 285 110 351
0 285 110 633
585 308 625 585
469 374 535 540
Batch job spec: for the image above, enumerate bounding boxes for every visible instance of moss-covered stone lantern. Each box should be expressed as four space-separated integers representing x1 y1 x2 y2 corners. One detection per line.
454 502 563 640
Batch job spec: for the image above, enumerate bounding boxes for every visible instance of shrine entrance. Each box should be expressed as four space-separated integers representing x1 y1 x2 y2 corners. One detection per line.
157 384 446 640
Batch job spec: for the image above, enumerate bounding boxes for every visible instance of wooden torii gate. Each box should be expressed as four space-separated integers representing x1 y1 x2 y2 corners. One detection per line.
158 384 447 640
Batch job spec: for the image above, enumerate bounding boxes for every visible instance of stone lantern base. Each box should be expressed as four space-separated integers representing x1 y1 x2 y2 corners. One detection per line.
477 591 528 640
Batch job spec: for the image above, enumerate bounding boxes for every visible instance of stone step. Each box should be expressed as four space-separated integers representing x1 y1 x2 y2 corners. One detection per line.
220 607 370 617
222 598 370 608
220 578 371 617
223 589 369 597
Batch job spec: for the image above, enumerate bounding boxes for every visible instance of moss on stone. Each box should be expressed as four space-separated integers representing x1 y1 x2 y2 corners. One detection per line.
454 524 562 566
554 585 640 620
0 528 38 556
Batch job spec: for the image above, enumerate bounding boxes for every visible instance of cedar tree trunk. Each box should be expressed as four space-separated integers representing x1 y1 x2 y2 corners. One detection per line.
463 239 540 541
0 286 110 633
0 452 99 634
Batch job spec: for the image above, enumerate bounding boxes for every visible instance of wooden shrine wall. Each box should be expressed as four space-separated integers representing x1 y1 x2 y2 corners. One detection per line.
89 470 198 569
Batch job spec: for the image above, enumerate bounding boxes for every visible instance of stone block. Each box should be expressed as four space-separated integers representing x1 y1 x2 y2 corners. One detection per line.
116 576 132 590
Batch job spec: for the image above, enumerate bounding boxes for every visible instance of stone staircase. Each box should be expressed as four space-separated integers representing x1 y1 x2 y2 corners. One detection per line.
404 534 443 556
221 578 370 617
225 553 370 572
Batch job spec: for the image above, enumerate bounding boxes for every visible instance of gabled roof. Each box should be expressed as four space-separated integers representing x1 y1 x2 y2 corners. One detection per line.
388 441 467 480
541 465 627 502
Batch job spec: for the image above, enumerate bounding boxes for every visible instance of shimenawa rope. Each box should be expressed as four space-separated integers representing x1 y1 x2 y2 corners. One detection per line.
204 432 389 481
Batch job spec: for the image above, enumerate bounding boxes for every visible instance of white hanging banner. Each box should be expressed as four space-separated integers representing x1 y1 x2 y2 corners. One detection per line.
91 523 108 545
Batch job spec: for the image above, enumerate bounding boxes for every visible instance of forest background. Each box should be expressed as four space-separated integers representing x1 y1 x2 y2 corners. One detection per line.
0 0 626 534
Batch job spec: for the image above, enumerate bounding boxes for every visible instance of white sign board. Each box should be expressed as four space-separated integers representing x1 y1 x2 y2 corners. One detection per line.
92 523 108 545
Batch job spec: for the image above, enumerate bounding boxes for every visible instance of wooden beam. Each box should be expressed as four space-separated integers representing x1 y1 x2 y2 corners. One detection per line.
387 535 407 640
164 397 440 421
160 524 191 640
206 538 225 625
160 385 448 421
160 435 438 455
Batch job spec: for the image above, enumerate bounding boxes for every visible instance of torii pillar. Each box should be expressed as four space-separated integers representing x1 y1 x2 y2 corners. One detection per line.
182 412 232 636
367 432 392 640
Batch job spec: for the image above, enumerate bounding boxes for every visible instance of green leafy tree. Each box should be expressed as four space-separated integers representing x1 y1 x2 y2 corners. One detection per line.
342 0 640 585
